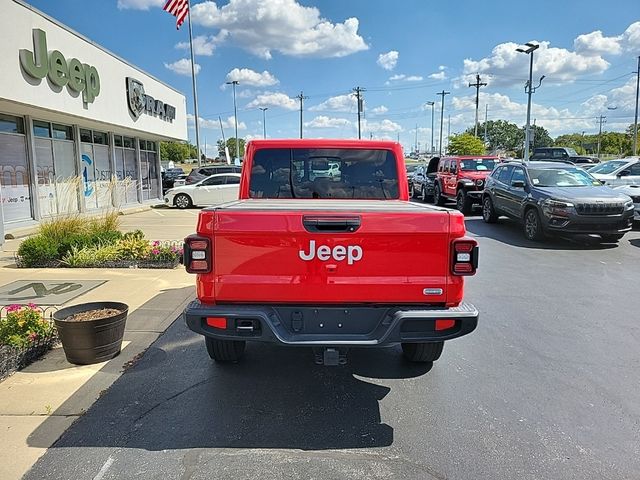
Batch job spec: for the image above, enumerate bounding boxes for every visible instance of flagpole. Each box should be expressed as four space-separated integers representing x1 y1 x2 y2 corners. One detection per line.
186 0 202 167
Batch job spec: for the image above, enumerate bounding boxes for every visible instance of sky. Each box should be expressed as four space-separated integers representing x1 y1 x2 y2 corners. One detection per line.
27 0 640 155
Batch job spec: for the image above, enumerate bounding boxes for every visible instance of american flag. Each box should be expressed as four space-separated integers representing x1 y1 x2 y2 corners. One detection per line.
163 0 189 29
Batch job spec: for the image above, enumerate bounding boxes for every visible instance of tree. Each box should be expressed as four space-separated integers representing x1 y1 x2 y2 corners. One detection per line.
466 120 522 152
160 141 195 162
217 138 246 160
447 133 486 155
530 125 553 149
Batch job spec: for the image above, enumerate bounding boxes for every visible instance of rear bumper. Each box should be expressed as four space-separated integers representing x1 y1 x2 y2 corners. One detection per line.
184 301 478 346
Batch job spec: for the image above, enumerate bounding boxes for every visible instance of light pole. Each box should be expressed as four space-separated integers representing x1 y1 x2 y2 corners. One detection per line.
225 80 240 162
426 101 435 154
259 107 268 139
516 43 541 161
437 91 450 156
633 56 639 156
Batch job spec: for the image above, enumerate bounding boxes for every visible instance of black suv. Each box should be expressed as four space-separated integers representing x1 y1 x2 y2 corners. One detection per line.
409 157 439 202
482 161 634 242
185 165 242 185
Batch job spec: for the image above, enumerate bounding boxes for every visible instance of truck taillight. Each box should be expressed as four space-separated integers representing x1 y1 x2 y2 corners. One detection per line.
451 238 478 276
184 235 212 274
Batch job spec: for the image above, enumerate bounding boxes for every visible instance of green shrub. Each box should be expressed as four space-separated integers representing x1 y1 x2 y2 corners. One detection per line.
39 216 84 244
17 236 60 267
87 211 121 236
122 229 145 241
116 237 151 260
62 244 121 268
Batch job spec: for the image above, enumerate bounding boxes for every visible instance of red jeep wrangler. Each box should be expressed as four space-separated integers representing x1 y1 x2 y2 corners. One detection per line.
433 156 499 214
183 140 479 366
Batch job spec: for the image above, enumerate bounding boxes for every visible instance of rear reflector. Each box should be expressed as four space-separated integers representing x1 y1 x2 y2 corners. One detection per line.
454 263 473 273
206 317 227 329
190 260 208 271
435 319 456 331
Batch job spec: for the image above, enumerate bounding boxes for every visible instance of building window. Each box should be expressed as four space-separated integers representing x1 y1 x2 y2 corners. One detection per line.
52 124 74 141
114 135 123 147
80 129 93 143
123 136 134 149
33 120 51 138
93 131 108 145
0 114 24 135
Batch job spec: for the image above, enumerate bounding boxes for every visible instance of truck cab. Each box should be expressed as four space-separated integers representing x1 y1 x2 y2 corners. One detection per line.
183 140 479 367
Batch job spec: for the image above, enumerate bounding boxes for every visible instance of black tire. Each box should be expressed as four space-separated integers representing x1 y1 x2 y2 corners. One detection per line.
524 208 545 241
600 233 624 243
205 337 245 362
401 342 444 363
409 183 415 198
174 193 193 209
456 189 472 215
482 196 498 223
433 182 445 206
420 185 430 203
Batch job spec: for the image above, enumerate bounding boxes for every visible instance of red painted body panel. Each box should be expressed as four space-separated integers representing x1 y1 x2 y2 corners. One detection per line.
194 140 470 308
438 156 499 197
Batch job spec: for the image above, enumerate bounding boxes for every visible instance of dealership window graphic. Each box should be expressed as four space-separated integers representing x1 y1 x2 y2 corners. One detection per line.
0 114 31 223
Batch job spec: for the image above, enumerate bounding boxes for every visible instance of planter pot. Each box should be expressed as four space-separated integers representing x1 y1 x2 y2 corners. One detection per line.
53 302 128 365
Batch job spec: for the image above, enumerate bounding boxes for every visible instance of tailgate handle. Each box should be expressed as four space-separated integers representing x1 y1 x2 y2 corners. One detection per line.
302 216 361 233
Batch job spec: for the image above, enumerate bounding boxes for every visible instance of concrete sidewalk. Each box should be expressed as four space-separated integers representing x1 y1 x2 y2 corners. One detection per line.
0 265 195 479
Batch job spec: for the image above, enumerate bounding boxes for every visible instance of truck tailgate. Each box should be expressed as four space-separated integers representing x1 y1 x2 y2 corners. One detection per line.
205 200 453 304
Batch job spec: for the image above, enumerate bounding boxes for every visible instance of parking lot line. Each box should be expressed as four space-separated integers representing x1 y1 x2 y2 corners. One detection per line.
152 210 165 217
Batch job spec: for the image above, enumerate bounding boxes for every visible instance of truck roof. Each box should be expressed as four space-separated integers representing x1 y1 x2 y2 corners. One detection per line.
247 139 400 149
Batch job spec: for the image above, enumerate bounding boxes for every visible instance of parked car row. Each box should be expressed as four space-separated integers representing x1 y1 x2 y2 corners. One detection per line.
408 156 639 243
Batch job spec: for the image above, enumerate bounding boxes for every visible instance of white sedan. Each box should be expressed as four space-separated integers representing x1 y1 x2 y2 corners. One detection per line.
164 173 240 209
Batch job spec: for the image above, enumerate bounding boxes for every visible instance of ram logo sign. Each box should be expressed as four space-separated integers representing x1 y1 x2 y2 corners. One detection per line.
126 77 176 122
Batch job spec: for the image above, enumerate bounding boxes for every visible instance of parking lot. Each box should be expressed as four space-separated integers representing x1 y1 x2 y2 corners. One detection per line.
23 205 640 479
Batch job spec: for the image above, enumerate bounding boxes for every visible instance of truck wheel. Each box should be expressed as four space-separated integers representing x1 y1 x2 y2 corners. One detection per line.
174 193 193 209
524 208 545 242
456 190 472 215
205 338 245 362
600 233 624 243
401 342 444 363
482 196 498 223
433 183 445 206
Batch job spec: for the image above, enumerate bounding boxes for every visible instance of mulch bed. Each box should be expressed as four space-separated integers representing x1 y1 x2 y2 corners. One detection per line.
64 308 122 322
15 257 180 269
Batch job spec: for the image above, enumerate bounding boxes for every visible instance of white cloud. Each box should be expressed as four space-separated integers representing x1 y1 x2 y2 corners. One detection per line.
387 74 423 83
304 116 352 128
377 51 399 70
428 71 447 80
164 58 200 76
574 21 640 56
246 92 298 110
371 105 388 114
363 119 403 133
462 41 609 87
176 34 224 56
309 94 356 112
192 0 368 59
117 0 163 9
187 114 247 130
224 68 279 87
574 31 622 56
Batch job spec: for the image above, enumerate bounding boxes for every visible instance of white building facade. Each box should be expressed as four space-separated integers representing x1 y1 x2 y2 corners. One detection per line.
0 0 188 233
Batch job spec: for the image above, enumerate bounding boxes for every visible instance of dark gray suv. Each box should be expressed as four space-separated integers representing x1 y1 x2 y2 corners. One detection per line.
482 161 634 242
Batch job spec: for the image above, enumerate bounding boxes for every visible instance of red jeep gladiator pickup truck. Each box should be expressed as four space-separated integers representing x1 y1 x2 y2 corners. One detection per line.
183 139 479 366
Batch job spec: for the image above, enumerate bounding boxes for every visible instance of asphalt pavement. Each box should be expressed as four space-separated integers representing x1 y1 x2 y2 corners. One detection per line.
24 210 640 480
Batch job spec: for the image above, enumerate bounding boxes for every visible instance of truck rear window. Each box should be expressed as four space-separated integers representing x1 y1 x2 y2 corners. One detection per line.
249 148 400 199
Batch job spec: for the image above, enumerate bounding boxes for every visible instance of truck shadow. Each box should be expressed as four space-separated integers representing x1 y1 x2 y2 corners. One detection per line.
27 319 431 453
464 217 619 251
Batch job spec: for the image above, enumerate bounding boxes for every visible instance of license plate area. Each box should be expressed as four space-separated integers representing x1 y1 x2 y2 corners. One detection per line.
274 306 392 335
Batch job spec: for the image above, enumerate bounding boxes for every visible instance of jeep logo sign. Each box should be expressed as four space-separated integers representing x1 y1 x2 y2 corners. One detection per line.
126 77 176 122
299 240 363 265
19 29 100 104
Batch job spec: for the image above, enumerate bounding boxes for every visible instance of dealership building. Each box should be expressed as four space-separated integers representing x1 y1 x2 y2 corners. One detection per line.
0 0 188 237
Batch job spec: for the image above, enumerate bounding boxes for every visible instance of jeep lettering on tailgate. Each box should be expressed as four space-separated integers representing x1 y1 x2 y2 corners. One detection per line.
299 240 363 265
